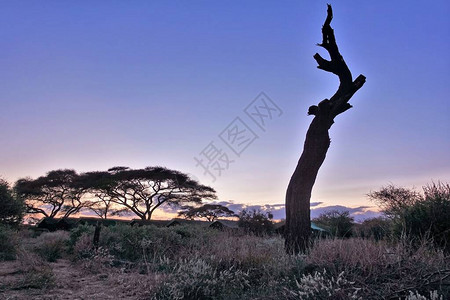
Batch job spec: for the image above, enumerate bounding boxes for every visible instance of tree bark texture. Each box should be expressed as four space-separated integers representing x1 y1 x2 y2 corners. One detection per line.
285 5 366 254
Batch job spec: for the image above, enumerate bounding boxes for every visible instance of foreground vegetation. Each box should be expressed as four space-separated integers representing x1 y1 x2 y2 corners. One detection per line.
1 223 449 300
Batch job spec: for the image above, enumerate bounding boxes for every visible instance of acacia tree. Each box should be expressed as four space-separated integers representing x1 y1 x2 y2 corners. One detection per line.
178 204 236 221
15 169 90 218
91 166 217 220
367 184 422 220
80 171 119 219
285 5 366 253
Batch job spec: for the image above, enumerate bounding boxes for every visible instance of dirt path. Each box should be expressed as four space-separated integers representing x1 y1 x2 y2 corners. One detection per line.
0 260 153 300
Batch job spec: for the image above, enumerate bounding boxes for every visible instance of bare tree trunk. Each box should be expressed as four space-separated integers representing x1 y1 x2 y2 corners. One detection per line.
285 5 366 254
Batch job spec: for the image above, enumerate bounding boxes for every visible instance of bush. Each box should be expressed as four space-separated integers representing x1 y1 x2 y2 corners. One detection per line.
238 209 274 236
15 250 55 289
0 179 24 225
152 258 250 300
355 217 392 240
73 231 95 260
312 210 354 238
0 224 19 260
69 224 222 266
69 223 95 251
33 231 70 262
403 183 450 251
369 182 450 251
405 290 444 300
99 224 184 262
286 270 361 299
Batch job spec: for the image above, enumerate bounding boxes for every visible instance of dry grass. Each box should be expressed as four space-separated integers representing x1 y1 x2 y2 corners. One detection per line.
1 225 449 299
13 249 55 289
33 231 70 262
307 237 449 299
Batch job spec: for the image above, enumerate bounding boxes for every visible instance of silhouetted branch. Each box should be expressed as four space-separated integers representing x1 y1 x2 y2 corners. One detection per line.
311 4 366 121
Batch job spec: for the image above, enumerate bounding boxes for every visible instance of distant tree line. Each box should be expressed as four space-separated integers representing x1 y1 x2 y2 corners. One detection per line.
178 204 237 222
2 168 449 253
12 166 217 221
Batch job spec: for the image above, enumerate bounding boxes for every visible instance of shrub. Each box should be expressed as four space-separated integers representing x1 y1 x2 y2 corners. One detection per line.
33 230 70 262
73 231 95 260
0 179 24 225
152 258 250 300
15 250 55 289
355 217 392 240
312 210 354 238
286 270 362 299
98 224 184 262
238 209 274 236
68 223 95 251
403 183 450 251
0 224 19 260
369 182 450 251
405 290 444 300
70 224 219 265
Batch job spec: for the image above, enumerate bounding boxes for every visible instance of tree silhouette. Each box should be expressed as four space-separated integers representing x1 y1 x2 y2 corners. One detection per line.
79 171 118 219
0 179 24 225
312 210 354 238
178 204 236 221
15 169 90 219
285 5 366 253
89 166 217 220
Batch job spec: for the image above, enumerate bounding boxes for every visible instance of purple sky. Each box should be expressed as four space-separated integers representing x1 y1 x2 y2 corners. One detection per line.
1 1 449 220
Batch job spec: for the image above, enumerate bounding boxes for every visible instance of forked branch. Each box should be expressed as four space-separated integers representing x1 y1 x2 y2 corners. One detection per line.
309 4 366 121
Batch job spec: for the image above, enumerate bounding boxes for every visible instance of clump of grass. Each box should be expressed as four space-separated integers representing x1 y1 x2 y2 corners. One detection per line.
286 269 362 300
73 231 95 260
152 258 250 300
405 290 444 300
79 246 116 274
72 230 118 273
307 237 449 299
203 232 306 290
14 250 55 289
33 230 70 262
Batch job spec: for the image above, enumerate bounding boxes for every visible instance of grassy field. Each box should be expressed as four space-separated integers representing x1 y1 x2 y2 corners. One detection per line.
1 224 449 300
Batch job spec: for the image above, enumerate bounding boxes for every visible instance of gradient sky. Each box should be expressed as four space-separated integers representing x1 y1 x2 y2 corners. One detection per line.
1 1 449 219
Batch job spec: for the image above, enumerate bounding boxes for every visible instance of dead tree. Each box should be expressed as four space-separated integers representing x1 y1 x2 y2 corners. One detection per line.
285 5 366 254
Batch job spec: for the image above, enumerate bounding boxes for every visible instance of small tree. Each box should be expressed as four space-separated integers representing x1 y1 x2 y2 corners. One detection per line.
89 166 217 220
313 210 354 238
0 179 24 225
15 169 90 218
178 204 236 221
238 209 274 236
368 185 422 220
